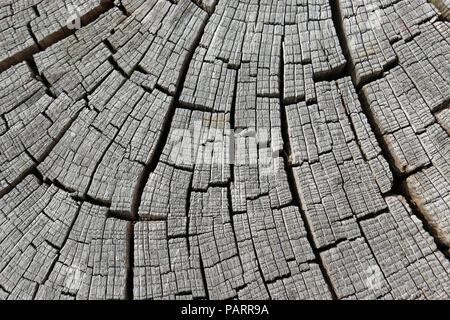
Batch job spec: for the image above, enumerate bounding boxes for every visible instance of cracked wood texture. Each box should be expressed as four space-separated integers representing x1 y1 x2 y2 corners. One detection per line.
0 0 449 300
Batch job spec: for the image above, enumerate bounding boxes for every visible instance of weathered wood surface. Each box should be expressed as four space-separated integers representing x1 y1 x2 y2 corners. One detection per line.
0 0 448 300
